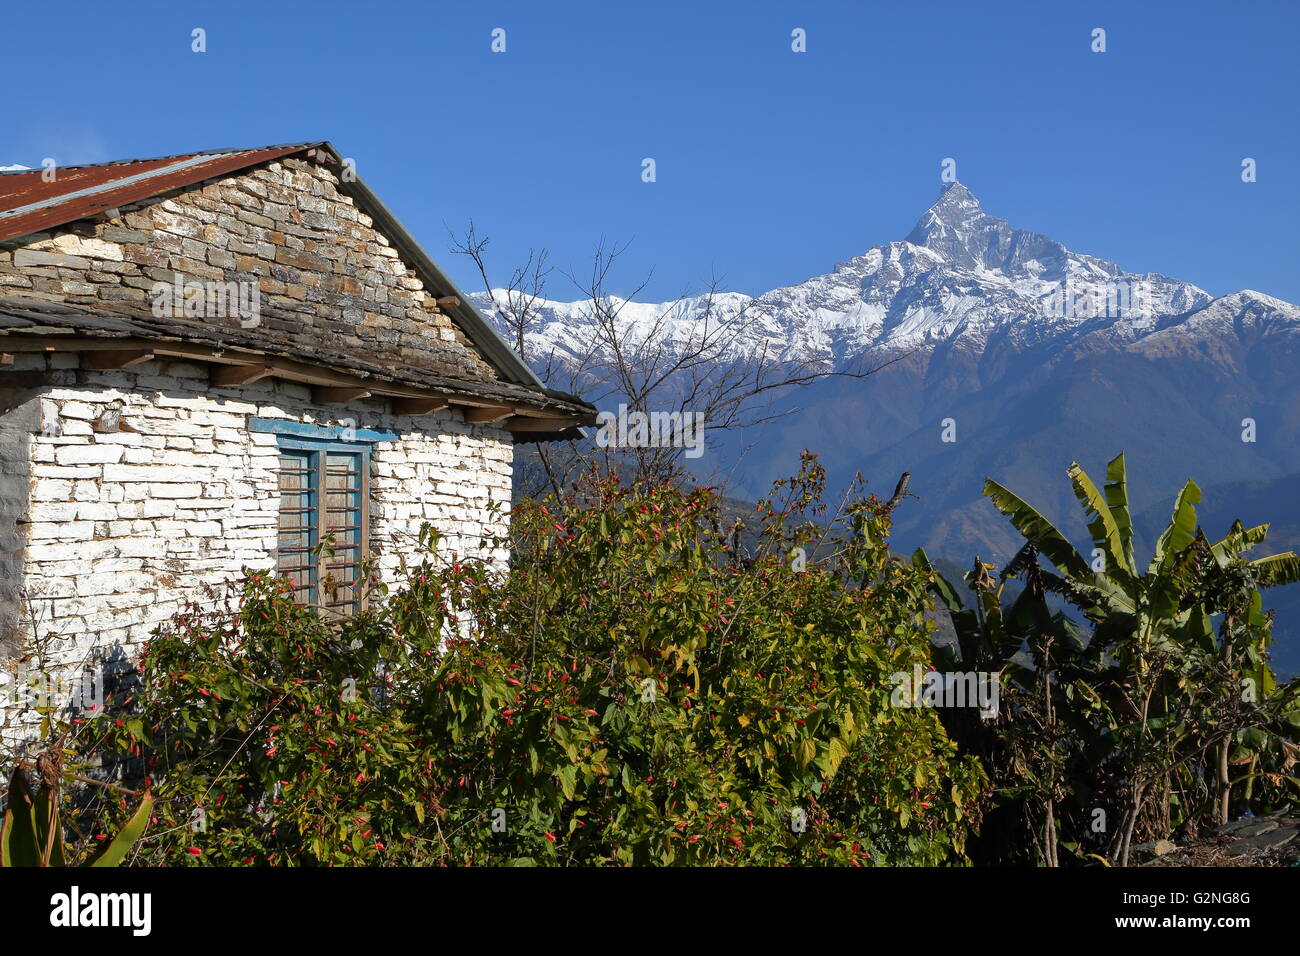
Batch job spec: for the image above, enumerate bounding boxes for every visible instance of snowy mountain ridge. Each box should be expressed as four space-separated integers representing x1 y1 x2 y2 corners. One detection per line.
473 182 1297 370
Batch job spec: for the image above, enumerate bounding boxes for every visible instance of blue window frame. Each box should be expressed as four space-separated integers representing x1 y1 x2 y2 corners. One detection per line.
274 435 371 618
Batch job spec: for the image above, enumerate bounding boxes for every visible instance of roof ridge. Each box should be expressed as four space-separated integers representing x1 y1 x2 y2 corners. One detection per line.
0 143 324 176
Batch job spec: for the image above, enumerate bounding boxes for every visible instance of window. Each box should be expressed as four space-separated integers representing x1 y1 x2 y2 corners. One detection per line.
254 418 395 617
275 439 369 617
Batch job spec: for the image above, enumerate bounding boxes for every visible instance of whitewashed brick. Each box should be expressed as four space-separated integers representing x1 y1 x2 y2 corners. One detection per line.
4 359 514 741
54 444 124 465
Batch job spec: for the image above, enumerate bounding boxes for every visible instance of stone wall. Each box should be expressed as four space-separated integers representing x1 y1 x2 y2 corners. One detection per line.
0 156 496 381
0 351 513 744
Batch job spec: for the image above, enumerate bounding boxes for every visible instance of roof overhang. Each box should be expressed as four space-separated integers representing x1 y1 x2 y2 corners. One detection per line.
0 299 594 441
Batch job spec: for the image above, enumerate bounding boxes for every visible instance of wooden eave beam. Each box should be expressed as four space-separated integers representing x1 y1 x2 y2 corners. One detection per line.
504 416 581 432
0 338 394 392
392 396 449 415
462 405 514 424
0 353 12 366
1 336 583 421
508 405 588 419
434 295 461 310
81 349 155 370
312 386 372 405
210 364 274 387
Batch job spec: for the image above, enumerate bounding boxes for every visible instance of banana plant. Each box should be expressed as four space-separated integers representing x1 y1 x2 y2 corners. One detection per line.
914 545 1096 865
1 763 153 867
981 453 1300 862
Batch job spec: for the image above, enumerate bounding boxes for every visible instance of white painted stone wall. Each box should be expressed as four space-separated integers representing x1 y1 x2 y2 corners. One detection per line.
0 352 512 743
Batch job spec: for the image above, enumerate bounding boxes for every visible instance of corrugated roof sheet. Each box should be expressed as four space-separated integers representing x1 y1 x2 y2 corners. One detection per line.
0 144 320 243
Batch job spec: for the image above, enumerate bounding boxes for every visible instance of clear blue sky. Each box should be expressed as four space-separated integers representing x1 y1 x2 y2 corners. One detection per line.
3 0 1297 303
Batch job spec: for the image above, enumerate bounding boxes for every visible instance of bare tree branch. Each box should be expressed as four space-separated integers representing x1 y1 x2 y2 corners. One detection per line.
448 225 910 496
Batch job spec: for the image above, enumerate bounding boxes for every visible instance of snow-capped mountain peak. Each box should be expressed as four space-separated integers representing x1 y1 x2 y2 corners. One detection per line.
905 181 986 244
476 185 1293 371
903 181 1081 282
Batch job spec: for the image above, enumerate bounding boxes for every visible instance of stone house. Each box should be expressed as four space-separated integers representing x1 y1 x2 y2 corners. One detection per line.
0 142 593 731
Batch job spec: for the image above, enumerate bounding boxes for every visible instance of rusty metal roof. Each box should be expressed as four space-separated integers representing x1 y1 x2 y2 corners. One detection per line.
0 143 321 244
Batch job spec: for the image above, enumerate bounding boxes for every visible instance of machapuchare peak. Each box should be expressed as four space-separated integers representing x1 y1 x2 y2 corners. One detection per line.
905 181 993 248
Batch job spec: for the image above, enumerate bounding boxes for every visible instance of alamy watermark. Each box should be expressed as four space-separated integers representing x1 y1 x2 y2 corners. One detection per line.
595 404 705 459
50 887 151 936
5 667 103 714
1039 278 1148 321
890 664 999 718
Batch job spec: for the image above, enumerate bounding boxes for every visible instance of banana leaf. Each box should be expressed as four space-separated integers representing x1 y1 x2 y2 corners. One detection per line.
1069 460 1135 582
1103 453 1137 573
983 479 1093 583
1150 479 1201 574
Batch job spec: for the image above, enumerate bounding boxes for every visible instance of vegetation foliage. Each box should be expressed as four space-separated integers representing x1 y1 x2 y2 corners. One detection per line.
11 452 1299 867
65 455 983 866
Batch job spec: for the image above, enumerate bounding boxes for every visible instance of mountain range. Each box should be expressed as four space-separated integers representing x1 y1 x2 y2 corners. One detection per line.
475 182 1300 670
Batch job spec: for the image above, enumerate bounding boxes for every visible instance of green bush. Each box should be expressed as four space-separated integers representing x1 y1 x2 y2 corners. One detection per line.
83 455 984 866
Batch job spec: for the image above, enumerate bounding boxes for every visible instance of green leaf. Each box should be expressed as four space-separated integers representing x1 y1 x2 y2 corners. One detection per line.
1 767 40 867
983 479 1092 581
826 738 848 779
85 791 154 867
912 549 965 614
1209 520 1269 566
1150 479 1201 573
796 738 815 768
1068 460 1134 580
1250 552 1300 589
558 764 578 801
34 782 64 867
1103 453 1137 573
913 548 984 663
